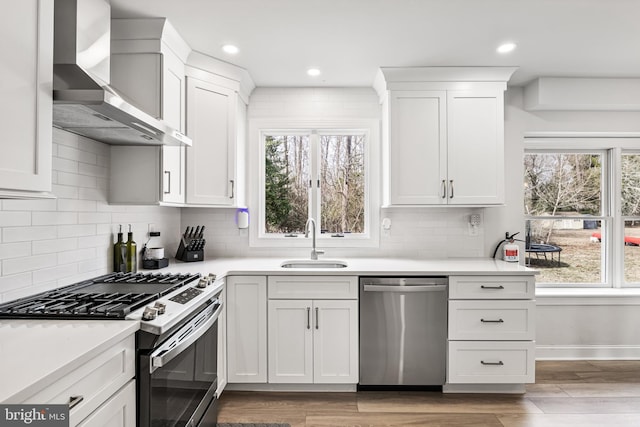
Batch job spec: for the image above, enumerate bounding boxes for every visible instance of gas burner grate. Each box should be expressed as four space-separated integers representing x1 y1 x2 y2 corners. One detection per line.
0 272 202 319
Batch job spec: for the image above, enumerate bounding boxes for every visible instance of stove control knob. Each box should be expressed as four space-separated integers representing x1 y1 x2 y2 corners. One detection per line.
197 278 209 288
208 273 217 282
153 301 166 315
142 306 158 321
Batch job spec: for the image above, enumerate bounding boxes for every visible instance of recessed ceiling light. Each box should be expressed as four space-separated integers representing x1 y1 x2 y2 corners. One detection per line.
222 44 239 55
307 68 321 77
497 42 517 54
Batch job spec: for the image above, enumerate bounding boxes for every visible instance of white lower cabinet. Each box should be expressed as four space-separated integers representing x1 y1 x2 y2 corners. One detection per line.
22 335 135 427
267 275 359 385
226 275 268 383
76 380 136 427
447 275 536 386
447 341 535 384
268 299 358 384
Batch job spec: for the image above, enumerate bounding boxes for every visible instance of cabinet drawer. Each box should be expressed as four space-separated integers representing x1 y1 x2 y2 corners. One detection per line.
76 380 136 427
448 300 535 341
447 341 535 384
449 275 535 299
25 335 135 425
268 276 358 299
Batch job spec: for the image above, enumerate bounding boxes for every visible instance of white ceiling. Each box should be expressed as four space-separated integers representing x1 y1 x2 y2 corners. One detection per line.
110 0 640 88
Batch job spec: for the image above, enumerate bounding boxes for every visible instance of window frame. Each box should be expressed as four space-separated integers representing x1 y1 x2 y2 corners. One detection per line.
525 136 640 288
249 118 380 249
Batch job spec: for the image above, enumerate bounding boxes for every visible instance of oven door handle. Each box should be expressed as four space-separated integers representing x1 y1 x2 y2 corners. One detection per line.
150 302 222 373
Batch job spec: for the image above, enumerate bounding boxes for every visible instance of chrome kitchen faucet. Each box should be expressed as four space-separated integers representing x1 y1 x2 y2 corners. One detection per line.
304 218 324 260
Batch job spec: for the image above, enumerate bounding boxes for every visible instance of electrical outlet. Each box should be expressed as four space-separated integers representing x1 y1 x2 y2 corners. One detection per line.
468 213 482 236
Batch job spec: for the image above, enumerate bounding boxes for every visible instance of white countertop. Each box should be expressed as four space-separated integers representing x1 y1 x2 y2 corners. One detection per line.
0 320 138 403
0 256 533 404
145 256 537 277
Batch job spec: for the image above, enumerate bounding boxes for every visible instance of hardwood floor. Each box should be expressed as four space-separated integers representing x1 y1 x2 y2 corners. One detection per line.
217 361 640 426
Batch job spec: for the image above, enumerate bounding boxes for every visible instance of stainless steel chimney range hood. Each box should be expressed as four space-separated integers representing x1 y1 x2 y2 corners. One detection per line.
52 0 191 147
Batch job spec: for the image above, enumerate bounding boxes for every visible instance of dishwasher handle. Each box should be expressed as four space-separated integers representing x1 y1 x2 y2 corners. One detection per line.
363 284 447 293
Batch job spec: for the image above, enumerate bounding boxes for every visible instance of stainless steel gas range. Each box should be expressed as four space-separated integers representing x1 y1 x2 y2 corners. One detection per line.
0 271 223 427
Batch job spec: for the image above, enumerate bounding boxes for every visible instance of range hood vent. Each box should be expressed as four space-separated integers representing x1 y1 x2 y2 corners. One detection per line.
52 0 191 146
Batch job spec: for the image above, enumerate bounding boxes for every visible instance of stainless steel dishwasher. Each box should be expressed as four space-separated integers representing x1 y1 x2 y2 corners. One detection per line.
359 277 448 388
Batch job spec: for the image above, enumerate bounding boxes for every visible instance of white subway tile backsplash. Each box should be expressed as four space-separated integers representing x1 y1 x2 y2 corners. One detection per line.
52 156 79 174
57 199 97 212
32 263 79 285
2 199 57 212
79 187 108 201
78 162 108 178
57 171 97 188
52 184 79 199
57 144 97 165
78 212 111 224
57 247 97 265
0 272 32 293
32 211 78 226
0 129 184 302
0 242 31 260
0 211 31 227
57 224 97 238
33 238 78 255
77 234 112 249
3 254 57 275
3 226 57 243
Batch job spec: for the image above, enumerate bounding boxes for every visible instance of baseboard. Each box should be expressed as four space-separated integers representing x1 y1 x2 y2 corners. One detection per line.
226 383 357 392
536 345 640 360
443 383 526 394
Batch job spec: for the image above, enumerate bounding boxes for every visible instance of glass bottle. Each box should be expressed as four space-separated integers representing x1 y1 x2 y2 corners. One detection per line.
125 224 137 273
113 225 126 273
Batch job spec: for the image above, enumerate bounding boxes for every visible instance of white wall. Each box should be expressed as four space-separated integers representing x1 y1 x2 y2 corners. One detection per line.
181 87 486 260
504 87 640 359
0 128 181 303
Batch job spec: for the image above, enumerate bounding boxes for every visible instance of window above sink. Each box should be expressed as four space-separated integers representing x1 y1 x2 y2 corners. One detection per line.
248 118 381 249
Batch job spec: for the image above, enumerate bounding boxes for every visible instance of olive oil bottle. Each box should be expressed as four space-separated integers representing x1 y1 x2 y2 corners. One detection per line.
113 225 126 273
125 224 137 273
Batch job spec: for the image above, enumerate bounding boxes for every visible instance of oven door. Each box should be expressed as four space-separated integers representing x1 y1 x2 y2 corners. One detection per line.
139 300 222 427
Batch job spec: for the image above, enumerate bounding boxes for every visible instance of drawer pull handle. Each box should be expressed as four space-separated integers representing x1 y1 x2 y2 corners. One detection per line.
481 285 505 290
69 395 84 409
481 360 504 366
481 318 504 323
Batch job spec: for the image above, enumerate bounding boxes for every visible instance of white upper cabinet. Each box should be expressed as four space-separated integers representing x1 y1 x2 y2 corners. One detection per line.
0 0 53 198
389 91 446 205
376 67 516 207
109 18 190 205
185 76 237 205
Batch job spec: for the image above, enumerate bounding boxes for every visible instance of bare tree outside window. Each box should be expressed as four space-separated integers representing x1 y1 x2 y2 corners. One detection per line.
524 153 603 284
320 135 365 234
264 133 366 236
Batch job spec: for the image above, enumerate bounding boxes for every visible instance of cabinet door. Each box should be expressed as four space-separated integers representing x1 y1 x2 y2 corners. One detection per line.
161 49 185 132
389 91 446 205
161 146 185 204
76 380 136 427
216 284 227 396
160 50 186 204
0 0 52 196
268 299 313 383
447 91 504 205
186 77 237 205
313 300 359 384
226 276 267 383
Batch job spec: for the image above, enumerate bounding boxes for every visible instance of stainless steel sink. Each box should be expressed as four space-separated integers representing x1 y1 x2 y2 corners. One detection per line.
280 259 348 269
